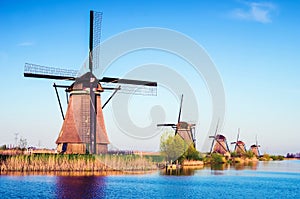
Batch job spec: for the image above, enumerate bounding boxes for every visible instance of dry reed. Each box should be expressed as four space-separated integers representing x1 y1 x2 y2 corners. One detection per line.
0 154 157 173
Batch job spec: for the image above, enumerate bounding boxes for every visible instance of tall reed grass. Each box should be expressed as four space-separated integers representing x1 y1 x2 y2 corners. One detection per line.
0 154 157 173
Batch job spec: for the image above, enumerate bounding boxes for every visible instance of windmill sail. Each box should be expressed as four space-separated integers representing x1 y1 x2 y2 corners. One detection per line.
24 63 78 80
100 77 157 96
177 94 183 124
90 10 102 71
209 119 219 154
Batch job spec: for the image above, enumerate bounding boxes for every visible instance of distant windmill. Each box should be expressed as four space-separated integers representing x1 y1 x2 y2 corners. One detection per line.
250 135 261 157
157 94 196 147
209 120 230 155
230 128 246 155
14 133 19 148
24 10 157 154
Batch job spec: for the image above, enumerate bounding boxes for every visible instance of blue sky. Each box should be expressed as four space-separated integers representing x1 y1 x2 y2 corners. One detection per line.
0 0 299 154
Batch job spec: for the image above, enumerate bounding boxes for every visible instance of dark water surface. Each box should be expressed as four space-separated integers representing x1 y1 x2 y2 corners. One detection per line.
0 160 299 199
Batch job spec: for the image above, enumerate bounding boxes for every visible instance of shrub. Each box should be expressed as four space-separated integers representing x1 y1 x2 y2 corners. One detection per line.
211 153 225 164
263 153 271 160
230 151 239 158
245 150 255 158
270 155 284 161
183 145 203 161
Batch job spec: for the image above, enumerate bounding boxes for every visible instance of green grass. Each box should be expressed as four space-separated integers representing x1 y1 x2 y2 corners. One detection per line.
144 155 165 163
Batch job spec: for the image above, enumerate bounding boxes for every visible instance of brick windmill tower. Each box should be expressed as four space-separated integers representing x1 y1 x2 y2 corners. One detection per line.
24 11 157 154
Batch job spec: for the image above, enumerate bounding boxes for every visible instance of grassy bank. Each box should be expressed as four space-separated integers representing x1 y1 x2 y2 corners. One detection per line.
0 154 157 173
203 152 285 166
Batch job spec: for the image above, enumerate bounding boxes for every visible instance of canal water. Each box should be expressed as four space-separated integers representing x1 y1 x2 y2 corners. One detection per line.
0 160 299 198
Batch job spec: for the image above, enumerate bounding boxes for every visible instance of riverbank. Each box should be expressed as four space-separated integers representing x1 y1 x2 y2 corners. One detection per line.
202 152 285 165
0 152 288 175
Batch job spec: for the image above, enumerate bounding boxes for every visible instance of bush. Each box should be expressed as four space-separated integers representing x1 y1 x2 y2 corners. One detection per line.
245 150 255 158
263 153 271 160
183 145 203 161
259 153 271 161
270 155 284 161
211 153 225 164
230 151 239 158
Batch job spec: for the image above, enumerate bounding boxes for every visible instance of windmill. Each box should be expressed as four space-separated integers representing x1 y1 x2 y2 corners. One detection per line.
230 128 246 155
157 94 196 147
250 135 261 157
209 121 230 155
24 10 157 154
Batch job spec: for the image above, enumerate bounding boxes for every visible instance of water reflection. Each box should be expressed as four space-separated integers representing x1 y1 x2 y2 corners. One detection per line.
55 175 106 198
209 164 228 175
161 167 197 176
0 171 125 176
210 162 258 171
210 163 229 171
233 161 258 170
161 162 260 176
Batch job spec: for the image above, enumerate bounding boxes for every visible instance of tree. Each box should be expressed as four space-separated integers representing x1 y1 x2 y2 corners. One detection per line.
0 145 6 150
160 131 187 162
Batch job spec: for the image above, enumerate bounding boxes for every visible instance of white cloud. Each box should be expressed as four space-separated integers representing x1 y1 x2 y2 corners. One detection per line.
231 1 277 23
17 41 34 47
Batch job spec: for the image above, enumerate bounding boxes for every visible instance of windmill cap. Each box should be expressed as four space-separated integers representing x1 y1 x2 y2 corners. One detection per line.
215 134 226 140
